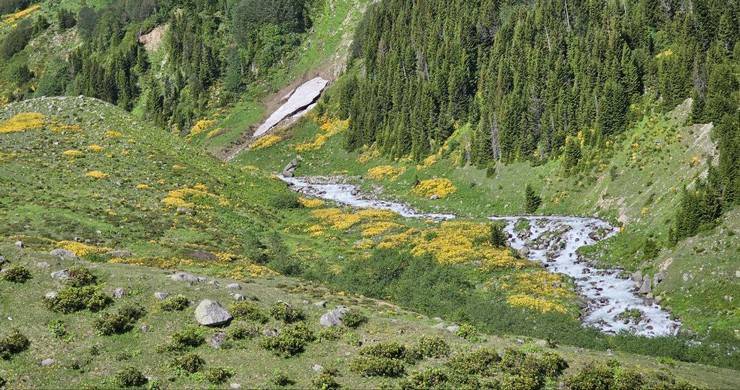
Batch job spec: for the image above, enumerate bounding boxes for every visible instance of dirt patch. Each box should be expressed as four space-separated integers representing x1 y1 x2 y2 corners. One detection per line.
138 24 168 52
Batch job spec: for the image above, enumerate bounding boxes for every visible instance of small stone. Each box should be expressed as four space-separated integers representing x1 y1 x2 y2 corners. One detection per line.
170 272 201 283
313 301 327 308
226 283 241 290
40 358 55 367
229 384 241 390
209 332 227 349
36 261 50 269
154 292 169 300
194 299 232 326
50 270 70 281
263 328 278 337
140 324 149 333
50 249 77 258
639 278 652 294
44 291 58 300
113 288 126 299
232 293 246 301
517 247 530 258
0 256 6 265
15 241 24 249
445 324 460 333
312 364 324 373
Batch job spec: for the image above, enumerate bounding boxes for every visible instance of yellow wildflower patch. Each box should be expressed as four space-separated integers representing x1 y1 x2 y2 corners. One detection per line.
87 144 104 153
367 165 406 181
190 119 216 137
227 264 278 280
85 170 109 179
354 239 374 250
655 49 673 59
0 151 16 162
251 134 283 150
172 164 185 171
295 117 348 152
136 184 151 190
62 150 83 158
161 185 228 209
357 146 381 164
298 197 324 208
310 208 361 230
361 221 402 238
413 178 457 198
105 130 123 138
308 224 325 237
377 228 418 249
507 294 567 314
2 4 40 25
206 128 222 138
411 221 518 267
56 241 111 257
0 112 45 134
356 209 397 220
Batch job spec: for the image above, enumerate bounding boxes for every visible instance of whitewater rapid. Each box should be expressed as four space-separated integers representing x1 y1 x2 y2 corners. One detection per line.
281 175 680 337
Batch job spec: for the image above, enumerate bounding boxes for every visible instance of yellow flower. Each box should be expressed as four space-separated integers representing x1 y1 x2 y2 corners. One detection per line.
136 184 150 190
251 134 283 150
0 112 45 134
413 178 457 198
367 165 406 181
105 130 123 138
56 241 110 257
189 119 216 136
299 197 324 208
296 117 349 152
87 144 104 153
310 208 360 230
62 150 83 158
507 294 567 314
85 170 109 179
2 4 40 25
361 221 402 238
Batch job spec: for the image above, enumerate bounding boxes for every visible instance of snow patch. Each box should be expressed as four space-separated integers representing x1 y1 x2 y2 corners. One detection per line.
254 77 328 138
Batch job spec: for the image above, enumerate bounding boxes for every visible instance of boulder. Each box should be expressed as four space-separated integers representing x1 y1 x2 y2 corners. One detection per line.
108 250 133 258
653 272 666 285
170 272 204 283
15 241 24 249
631 270 643 284
113 288 126 299
517 247 530 258
319 306 349 327
313 300 327 308
281 156 302 177
40 358 55 367
638 278 652 294
445 324 460 333
50 249 76 258
50 269 70 281
154 292 169 300
231 293 246 301
194 299 232 326
226 283 241 290
0 255 6 266
312 364 324 373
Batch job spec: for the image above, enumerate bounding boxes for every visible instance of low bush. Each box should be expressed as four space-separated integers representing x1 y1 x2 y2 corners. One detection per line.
446 348 500 376
165 327 205 351
456 323 480 342
228 322 260 340
94 305 146 335
564 363 615 390
270 192 301 209
114 366 148 387
205 367 233 384
172 353 205 374
400 368 448 389
1 265 31 283
44 286 112 313
66 266 97 287
160 295 190 311
48 319 68 339
271 370 294 386
270 302 305 323
0 329 30 360
613 367 643 390
341 308 367 329
260 322 315 357
230 301 268 323
359 341 408 360
413 336 450 359
350 356 405 377
534 352 568 378
318 326 345 341
0 375 5 388
311 372 340 389
499 373 541 390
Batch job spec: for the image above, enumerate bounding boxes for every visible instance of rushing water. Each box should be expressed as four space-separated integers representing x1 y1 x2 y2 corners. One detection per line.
281 175 680 337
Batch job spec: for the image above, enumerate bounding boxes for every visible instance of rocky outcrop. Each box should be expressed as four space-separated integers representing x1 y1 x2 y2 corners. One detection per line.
282 156 302 178
319 306 349 327
195 299 232 326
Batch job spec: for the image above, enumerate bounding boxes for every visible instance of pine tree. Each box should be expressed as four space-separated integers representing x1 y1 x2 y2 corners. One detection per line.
524 184 542 214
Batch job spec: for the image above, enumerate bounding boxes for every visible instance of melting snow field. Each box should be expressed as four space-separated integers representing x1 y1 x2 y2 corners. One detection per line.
282 175 680 337
254 77 329 138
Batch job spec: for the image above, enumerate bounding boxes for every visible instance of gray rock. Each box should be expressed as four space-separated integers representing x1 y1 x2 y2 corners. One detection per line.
445 324 460 333
631 270 643 284
313 300 327 308
517 247 530 258
40 358 55 367
170 272 201 283
432 322 446 330
50 248 76 258
282 156 302 177
45 291 58 300
108 250 133 258
209 279 220 287
15 241 24 249
429 194 440 200
209 332 227 349
176 207 193 215
639 278 652 294
0 255 6 266
140 324 149 333
188 250 217 261
263 328 278 337
113 288 126 299
50 269 70 281
154 292 169 300
312 364 324 373
229 384 241 390
320 306 349 327
653 272 666 285
232 293 246 301
36 261 50 269
226 283 241 290
194 299 232 326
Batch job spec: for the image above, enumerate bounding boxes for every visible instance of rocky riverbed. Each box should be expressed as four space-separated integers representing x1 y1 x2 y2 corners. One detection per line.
281 175 680 337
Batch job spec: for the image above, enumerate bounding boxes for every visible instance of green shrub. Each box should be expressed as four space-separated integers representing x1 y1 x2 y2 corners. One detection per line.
270 302 305 323
446 348 500 376
318 326 345 341
400 368 448 389
66 266 97 287
1 265 31 283
455 323 480 342
489 223 508 248
94 305 146 335
230 301 268 323
564 363 615 390
500 348 528 373
172 353 205 374
167 327 205 351
413 336 450 359
359 341 408 360
311 372 340 389
114 366 148 387
44 285 112 313
228 322 259 340
260 322 315 357
350 356 405 377
48 319 68 339
0 329 30 360
341 308 367 329
205 367 233 384
270 370 294 386
160 295 190 311
0 375 5 388
270 192 300 209
535 352 569 378
613 367 643 390
499 373 541 390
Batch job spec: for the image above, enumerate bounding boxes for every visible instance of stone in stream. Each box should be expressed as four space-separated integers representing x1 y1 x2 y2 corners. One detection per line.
195 299 232 326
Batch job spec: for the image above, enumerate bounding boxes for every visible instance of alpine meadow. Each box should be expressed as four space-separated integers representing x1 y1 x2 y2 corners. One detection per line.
0 0 738 389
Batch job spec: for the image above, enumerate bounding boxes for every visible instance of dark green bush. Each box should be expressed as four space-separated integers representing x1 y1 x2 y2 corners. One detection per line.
230 301 268 323
48 319 68 339
0 329 30 360
260 322 315 357
44 285 112 313
535 352 569 378
228 322 259 340
499 373 541 390
205 367 233 384
400 368 448 389
271 370 294 386
66 266 97 287
359 341 408 360
613 367 643 390
166 327 205 351
318 326 344 341
311 372 340 389
489 223 508 248
413 336 450 359
341 308 367 329
0 375 5 388
1 265 31 283
349 356 405 377
456 323 481 342
270 302 305 323
564 363 615 390
446 348 500 376
160 295 189 311
94 305 146 335
114 366 148 387
172 353 205 374
270 192 301 209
